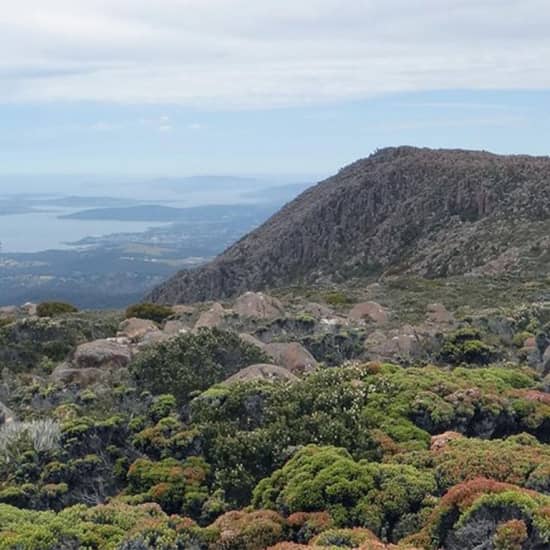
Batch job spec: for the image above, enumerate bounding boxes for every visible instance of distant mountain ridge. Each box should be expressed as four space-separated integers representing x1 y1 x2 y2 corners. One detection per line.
148 146 550 304
60 203 280 222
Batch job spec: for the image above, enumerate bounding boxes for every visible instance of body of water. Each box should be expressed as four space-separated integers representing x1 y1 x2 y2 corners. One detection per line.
0 176 312 253
0 208 168 253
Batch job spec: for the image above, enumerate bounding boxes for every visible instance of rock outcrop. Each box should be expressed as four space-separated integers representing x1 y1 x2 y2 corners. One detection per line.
364 324 423 362
194 303 227 331
117 318 160 342
0 306 18 318
73 339 132 369
21 303 38 316
263 342 318 375
163 320 188 335
148 147 550 304
348 301 389 324
233 292 284 320
51 365 106 386
239 333 266 348
430 431 463 453
223 364 298 385
302 302 335 319
426 303 454 325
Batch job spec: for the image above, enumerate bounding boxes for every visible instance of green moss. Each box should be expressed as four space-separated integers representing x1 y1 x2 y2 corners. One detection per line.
185 361 546 507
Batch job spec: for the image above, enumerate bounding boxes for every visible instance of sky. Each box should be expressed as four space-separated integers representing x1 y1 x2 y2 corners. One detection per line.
1 0 549 178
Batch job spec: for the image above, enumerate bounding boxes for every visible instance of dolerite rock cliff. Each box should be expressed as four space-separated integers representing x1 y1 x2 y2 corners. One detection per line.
149 146 550 304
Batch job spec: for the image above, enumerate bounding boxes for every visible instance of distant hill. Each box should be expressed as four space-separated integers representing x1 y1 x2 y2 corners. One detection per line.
60 203 280 222
41 196 139 208
148 146 550 304
0 203 35 216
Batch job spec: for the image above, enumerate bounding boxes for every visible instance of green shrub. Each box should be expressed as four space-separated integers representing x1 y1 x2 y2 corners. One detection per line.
126 456 210 517
125 303 173 324
133 416 200 460
0 419 61 461
440 327 497 365
0 501 183 549
252 445 436 540
406 478 550 549
41 341 73 362
0 329 548 550
186 362 544 507
129 329 268 404
0 486 28 507
414 434 550 492
311 527 377 547
148 394 177 422
493 519 528 550
36 302 78 318
211 510 287 549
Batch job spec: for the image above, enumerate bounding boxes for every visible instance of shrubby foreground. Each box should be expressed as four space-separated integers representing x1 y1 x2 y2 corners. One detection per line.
0 292 549 549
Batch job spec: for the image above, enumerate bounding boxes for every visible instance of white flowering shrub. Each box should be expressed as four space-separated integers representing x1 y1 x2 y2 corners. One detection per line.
0 419 61 461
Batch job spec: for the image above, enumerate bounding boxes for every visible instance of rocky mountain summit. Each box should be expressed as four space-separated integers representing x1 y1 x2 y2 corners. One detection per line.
149 146 550 304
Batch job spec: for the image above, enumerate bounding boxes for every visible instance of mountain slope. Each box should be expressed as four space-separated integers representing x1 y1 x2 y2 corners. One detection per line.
148 146 550 304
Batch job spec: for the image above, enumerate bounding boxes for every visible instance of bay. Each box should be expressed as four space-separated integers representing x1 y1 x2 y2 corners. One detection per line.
0 208 169 253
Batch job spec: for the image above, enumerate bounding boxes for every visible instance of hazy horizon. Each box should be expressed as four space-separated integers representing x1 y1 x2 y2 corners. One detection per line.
0 173 322 198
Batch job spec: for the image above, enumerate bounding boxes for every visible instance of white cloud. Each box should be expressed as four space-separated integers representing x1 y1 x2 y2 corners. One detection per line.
1 0 549 107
